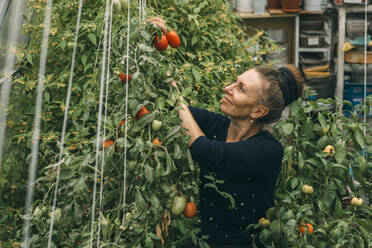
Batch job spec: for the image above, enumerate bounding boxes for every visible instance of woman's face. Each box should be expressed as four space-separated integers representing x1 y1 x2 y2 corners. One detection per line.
220 69 267 120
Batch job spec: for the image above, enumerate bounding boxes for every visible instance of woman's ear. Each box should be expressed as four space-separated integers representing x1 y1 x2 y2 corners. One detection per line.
250 105 269 119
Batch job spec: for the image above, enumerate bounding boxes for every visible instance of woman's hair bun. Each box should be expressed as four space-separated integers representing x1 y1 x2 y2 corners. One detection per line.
278 65 305 106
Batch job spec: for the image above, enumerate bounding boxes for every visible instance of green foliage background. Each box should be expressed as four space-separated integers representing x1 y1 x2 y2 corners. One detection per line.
1 0 371 247
0 0 276 247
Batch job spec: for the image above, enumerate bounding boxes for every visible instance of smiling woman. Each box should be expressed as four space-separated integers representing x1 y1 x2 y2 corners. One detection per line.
174 64 306 247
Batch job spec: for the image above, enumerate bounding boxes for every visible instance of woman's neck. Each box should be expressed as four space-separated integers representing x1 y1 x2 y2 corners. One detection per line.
226 118 263 142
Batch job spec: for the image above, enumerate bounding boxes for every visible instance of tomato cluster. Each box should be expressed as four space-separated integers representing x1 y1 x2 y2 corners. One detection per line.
154 30 181 51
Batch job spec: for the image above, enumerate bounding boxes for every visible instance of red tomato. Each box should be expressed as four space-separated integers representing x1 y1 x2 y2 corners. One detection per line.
299 222 313 235
118 119 126 127
166 31 181 48
152 138 163 146
154 35 168 51
103 140 115 150
120 72 131 83
183 202 197 218
135 106 151 120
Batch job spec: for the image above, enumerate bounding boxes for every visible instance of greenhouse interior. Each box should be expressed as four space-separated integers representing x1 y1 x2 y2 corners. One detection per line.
0 0 372 247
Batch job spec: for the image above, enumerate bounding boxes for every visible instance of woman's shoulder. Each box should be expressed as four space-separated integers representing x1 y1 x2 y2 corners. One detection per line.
245 130 284 154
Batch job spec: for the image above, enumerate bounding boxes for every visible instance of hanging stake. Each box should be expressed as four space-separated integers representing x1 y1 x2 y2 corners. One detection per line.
22 0 54 247
89 0 111 246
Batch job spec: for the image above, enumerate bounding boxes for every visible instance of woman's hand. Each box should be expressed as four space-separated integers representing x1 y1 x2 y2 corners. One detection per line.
149 17 167 33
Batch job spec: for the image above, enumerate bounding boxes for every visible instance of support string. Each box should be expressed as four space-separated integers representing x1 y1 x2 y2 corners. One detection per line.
97 0 114 246
114 1 131 244
22 0 54 247
47 0 84 247
89 0 111 246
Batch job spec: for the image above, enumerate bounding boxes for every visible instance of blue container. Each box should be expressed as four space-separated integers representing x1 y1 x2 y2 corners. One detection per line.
343 81 372 117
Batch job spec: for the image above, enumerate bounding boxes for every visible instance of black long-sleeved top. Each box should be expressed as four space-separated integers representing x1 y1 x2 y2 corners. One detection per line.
188 106 284 246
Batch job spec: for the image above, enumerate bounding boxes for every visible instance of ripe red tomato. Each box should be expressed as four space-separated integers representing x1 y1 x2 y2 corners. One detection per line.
183 202 197 218
120 72 131 83
135 106 151 120
118 119 126 127
166 31 180 48
152 138 163 146
154 34 168 51
299 222 313 234
103 140 115 150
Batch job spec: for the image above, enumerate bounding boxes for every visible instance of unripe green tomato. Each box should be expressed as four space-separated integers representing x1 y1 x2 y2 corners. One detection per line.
127 161 137 171
120 0 128 10
67 42 75 48
48 208 61 223
171 195 186 216
33 206 42 217
182 63 192 71
152 120 162 131
113 0 121 13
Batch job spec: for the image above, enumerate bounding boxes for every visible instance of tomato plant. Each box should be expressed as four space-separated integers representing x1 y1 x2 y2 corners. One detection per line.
0 0 296 247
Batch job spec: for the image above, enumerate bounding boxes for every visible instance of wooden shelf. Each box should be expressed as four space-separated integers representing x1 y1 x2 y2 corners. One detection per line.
335 4 372 12
345 50 372 63
299 46 332 52
236 9 298 19
236 8 325 19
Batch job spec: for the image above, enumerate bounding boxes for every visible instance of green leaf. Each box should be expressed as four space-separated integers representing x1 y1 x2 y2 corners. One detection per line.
26 53 33 65
355 129 366 148
269 219 282 244
74 203 83 225
282 122 294 135
129 113 156 134
192 68 200 82
149 195 160 210
88 33 97 46
191 36 198 46
81 54 87 66
44 91 50 103
186 150 194 171
144 236 154 248
144 164 153 182
138 44 154 53
335 142 347 163
317 112 327 131
165 125 181 141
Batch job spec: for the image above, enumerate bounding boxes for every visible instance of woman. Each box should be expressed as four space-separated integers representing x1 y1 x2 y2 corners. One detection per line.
150 18 305 248
176 66 305 248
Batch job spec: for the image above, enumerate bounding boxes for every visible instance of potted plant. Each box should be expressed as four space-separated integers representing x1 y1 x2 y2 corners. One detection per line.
268 0 281 8
280 0 301 12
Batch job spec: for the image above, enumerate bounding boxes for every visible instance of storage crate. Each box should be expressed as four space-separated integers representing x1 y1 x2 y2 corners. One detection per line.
346 19 370 40
300 34 326 47
343 81 372 116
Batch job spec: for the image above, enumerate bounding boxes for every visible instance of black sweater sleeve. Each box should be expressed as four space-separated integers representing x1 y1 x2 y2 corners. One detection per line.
188 106 228 136
189 135 283 176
